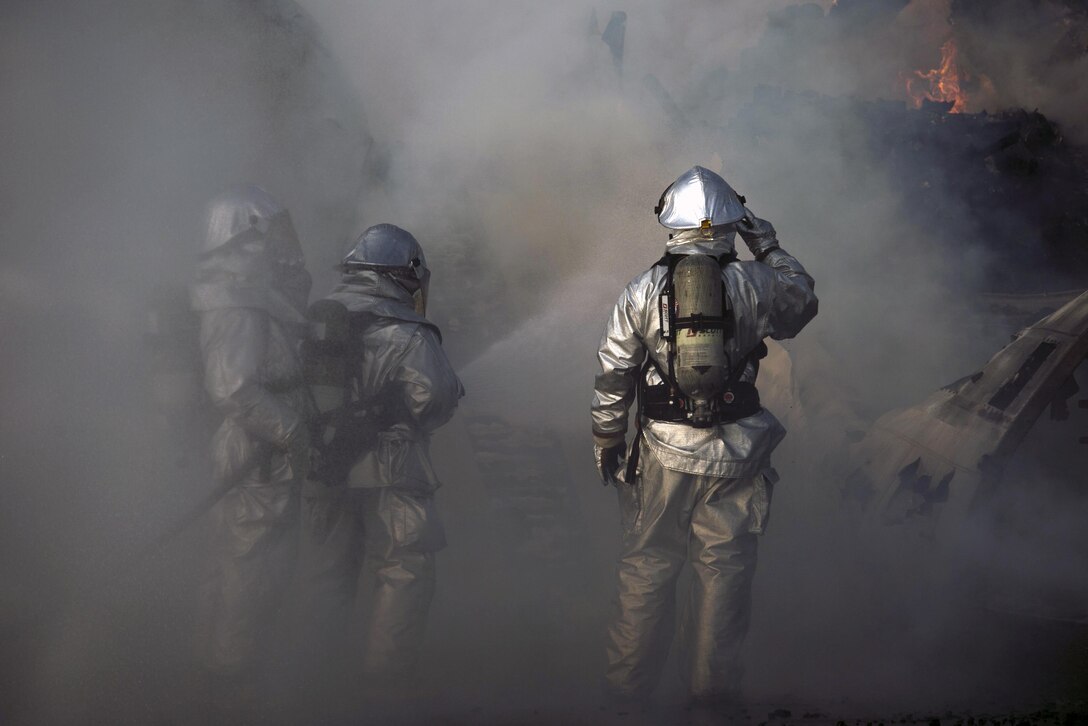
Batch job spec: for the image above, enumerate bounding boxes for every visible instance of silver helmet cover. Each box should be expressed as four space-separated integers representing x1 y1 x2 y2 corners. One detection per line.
655 166 747 230
342 224 430 302
203 185 290 255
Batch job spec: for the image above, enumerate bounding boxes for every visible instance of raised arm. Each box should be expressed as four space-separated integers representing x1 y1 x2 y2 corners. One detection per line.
736 209 818 340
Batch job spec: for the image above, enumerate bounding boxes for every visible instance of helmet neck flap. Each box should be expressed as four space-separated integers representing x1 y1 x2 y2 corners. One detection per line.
341 224 430 314
197 185 311 314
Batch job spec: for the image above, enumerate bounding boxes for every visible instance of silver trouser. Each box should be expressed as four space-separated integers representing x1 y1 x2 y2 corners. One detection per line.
299 481 446 677
604 443 773 700
196 478 299 675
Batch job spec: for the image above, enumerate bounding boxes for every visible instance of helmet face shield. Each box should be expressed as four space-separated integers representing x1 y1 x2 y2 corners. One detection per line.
264 211 305 268
413 285 428 316
410 260 430 315
264 210 311 310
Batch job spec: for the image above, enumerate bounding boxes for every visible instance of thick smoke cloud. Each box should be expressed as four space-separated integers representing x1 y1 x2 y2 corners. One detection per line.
2 0 1086 723
0 1 372 721
299 0 1088 717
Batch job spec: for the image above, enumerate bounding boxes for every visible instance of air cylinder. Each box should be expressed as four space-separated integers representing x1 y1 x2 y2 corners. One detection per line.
302 299 352 422
673 254 726 424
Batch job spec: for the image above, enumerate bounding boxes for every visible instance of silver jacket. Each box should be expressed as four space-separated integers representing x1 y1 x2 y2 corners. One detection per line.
190 261 312 486
324 271 464 491
592 224 817 478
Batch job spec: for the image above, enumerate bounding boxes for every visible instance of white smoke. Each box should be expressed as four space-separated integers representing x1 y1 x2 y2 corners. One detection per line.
3 0 1086 721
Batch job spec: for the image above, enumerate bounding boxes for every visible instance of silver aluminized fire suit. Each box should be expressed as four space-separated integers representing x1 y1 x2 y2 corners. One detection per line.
300 264 463 678
190 186 312 675
592 168 817 701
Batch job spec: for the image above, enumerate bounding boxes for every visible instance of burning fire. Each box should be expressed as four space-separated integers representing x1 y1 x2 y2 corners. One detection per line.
905 38 986 114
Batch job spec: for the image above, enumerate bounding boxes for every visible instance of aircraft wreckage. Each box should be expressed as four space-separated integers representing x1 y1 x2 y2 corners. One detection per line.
847 289 1088 537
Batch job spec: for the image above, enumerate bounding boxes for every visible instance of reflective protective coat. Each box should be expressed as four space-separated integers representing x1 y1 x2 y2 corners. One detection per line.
592 219 816 478
300 270 463 677
592 209 816 699
190 198 313 675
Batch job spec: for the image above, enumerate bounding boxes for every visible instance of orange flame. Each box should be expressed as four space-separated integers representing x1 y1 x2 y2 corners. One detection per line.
905 38 976 113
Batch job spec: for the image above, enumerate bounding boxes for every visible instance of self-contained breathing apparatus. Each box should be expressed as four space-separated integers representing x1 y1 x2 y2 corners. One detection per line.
141 296 377 556
300 299 387 486
624 251 767 482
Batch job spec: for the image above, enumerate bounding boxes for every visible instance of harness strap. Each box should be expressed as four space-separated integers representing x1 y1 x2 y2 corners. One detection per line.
638 253 768 429
624 357 652 483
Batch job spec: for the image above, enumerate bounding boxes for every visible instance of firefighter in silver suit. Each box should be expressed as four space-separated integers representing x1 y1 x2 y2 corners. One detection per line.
592 166 818 704
300 223 463 682
190 186 313 677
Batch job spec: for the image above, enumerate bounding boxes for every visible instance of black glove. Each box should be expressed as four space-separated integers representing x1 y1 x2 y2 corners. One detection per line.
736 207 780 259
594 442 627 486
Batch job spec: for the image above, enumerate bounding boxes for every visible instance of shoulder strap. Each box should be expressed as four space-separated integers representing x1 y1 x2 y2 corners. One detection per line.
626 256 683 483
624 355 653 483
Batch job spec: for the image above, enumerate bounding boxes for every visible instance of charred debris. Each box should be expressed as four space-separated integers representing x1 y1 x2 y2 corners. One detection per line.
731 88 1088 293
725 89 1088 534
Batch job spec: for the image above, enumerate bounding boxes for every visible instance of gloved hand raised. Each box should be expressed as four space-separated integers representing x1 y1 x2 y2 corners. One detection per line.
736 207 780 260
594 441 627 487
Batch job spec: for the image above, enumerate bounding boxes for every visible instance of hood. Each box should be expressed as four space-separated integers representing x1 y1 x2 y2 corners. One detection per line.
203 186 298 257
325 271 438 331
665 226 737 257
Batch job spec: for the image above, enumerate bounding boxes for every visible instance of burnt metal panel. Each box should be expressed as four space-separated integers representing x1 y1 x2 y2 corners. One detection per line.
848 289 1088 536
